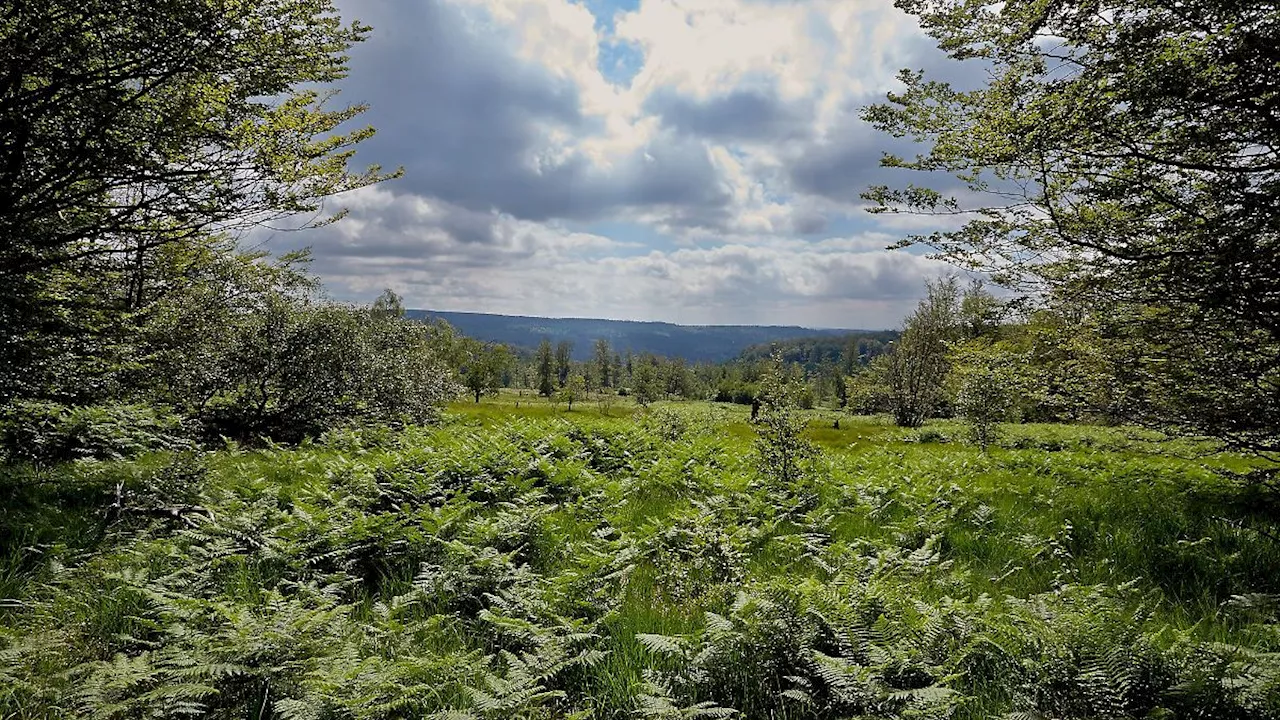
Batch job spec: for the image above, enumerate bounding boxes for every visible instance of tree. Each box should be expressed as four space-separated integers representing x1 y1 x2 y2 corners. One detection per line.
958 281 1003 340
878 277 961 427
1 0 394 403
555 341 573 387
536 339 555 397
558 374 586 411
594 338 612 388
460 340 511 403
752 352 816 490
951 341 1023 451
1 0 391 276
135 242 457 442
632 356 660 406
863 0 1280 450
372 289 406 321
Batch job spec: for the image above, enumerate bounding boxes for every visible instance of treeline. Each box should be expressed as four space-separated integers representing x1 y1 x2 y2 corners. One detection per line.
1 236 466 462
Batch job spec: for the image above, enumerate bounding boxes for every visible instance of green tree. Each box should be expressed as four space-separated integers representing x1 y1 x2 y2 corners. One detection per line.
460 340 512 403
753 352 817 490
632 355 661 406
1 0 390 276
536 339 555 397
1 0 394 404
594 338 613 388
558 374 586 411
371 288 406 321
555 341 573 387
951 340 1023 451
863 0 1280 450
879 277 961 427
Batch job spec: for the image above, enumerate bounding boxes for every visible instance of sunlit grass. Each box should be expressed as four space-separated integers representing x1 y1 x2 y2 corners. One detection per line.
2 403 1277 718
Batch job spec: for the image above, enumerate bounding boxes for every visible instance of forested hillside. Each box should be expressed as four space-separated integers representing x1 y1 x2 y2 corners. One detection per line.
408 310 855 363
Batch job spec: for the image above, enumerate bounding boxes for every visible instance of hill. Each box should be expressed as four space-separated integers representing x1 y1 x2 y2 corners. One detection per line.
406 309 865 362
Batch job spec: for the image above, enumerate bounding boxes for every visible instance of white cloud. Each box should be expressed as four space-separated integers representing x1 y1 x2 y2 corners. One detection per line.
305 0 981 326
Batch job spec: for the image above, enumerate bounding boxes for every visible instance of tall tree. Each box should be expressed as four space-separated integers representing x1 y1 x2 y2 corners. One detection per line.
536 339 555 397
611 352 624 389
593 338 612 388
554 341 573 387
1 0 391 276
863 0 1280 450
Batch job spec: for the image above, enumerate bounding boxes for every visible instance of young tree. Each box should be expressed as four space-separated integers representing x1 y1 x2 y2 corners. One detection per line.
558 374 586 411
632 356 660 406
753 352 817 490
951 341 1023 451
536 339 555 397
880 277 961 427
555 341 573 387
460 340 511 403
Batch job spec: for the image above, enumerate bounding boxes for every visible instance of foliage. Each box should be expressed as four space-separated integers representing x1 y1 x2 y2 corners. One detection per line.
558 375 587 412
880 277 961 427
0 401 190 466
536 340 556 398
182 294 457 444
862 0 1280 451
555 342 573 387
460 341 513 404
2 0 389 271
950 341 1024 450
632 358 662 406
2 409 1279 718
752 354 818 492
0 0 395 404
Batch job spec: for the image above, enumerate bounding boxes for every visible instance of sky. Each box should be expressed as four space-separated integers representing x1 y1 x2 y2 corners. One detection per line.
270 0 980 329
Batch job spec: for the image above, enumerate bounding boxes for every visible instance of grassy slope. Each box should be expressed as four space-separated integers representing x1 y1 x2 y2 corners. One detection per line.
1 398 1278 718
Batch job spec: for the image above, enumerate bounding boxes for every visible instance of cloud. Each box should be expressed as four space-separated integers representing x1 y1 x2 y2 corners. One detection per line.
292 0 987 327
644 86 813 141
279 187 950 328
336 0 733 222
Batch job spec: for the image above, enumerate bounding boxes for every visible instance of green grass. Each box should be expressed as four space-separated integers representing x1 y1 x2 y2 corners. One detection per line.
1 404 1278 719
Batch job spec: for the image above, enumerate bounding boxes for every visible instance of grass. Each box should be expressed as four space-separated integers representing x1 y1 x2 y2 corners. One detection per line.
1 400 1278 718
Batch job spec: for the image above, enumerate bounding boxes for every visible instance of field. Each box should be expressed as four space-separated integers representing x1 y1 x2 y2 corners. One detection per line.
2 397 1279 719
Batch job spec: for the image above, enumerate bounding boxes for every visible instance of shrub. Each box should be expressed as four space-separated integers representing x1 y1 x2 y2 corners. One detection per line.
0 401 190 465
753 354 816 491
951 341 1025 450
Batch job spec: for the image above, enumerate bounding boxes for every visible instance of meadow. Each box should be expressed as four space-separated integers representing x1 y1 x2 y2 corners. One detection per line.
1 397 1278 719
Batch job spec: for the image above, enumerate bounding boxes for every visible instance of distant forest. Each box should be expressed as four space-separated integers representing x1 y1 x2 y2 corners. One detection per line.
408 310 863 363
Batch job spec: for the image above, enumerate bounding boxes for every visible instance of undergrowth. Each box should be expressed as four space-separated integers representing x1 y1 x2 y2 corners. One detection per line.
1 406 1278 718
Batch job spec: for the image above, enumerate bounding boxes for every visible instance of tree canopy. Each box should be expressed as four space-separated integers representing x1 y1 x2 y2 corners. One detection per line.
864 0 1280 450
1 0 396 404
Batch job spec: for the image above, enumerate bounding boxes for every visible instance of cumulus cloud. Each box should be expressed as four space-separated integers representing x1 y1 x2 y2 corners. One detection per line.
294 0 984 327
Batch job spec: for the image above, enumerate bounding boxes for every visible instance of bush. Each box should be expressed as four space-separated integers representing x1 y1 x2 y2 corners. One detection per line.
0 401 190 465
193 301 458 443
951 341 1025 450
